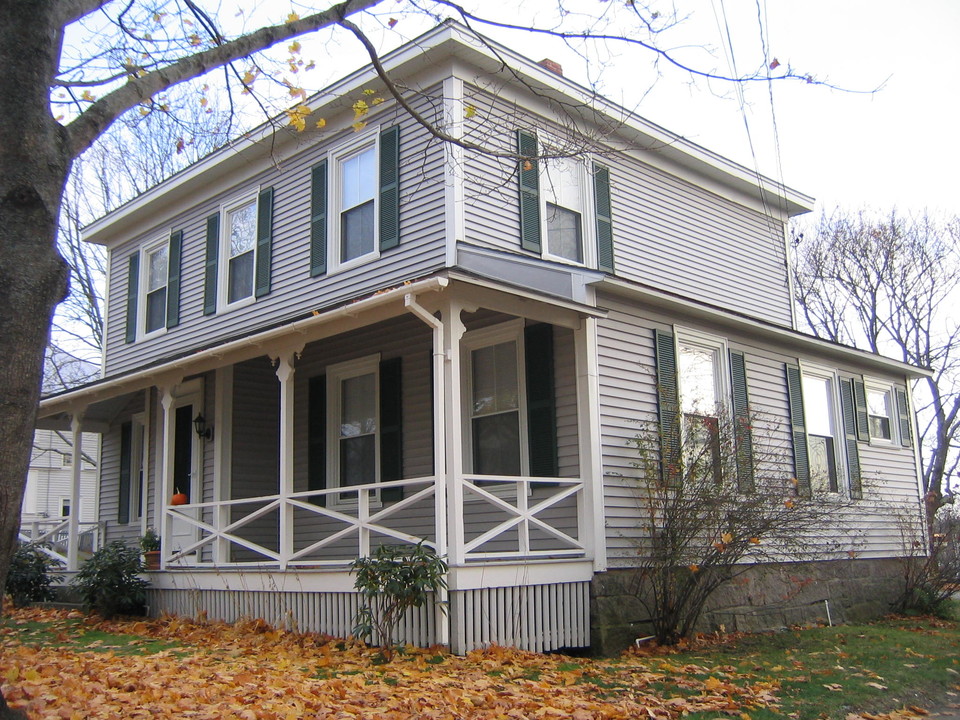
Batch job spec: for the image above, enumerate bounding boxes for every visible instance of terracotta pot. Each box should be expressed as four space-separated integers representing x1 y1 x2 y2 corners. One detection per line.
171 492 189 506
143 551 161 571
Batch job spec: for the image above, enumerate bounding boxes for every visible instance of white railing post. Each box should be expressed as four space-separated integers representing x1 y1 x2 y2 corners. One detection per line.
67 413 84 571
574 316 607 571
442 303 467 567
517 478 530 556
275 353 297 570
159 387 175 570
358 490 370 558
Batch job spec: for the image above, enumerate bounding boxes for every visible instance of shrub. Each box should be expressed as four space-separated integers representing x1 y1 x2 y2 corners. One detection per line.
351 542 447 660
71 541 148 618
892 511 960 618
5 545 63 607
139 528 160 552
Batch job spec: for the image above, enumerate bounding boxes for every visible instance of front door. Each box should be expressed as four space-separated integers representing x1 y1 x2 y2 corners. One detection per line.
169 401 199 558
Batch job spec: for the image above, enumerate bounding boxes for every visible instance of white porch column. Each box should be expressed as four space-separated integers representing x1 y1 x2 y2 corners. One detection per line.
158 387 175 570
66 412 84 571
275 352 297 570
575 316 608 572
442 303 467 567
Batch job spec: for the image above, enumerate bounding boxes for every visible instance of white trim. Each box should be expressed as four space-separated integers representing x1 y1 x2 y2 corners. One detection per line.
863 378 897 446
138 235 170 341
798 361 847 496
443 76 465 268
674 326 730 418
214 366 233 564
536 133 596 269
217 191 260 312
460 319 529 477
328 128 381 274
326 354 382 503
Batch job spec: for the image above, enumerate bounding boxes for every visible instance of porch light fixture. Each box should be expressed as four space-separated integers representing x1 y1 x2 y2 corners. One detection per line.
193 413 213 441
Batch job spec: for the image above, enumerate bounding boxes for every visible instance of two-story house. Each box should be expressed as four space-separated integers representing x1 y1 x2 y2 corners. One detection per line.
36 21 926 654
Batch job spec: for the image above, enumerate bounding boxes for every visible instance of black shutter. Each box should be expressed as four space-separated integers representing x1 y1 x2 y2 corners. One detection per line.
525 324 558 478
729 350 754 492
380 357 404 502
654 329 680 485
896 387 913 448
785 364 811 497
308 375 327 506
166 229 182 329
310 161 328 276
203 213 219 315
839 378 863 499
593 163 615 273
379 125 400 252
517 129 541 252
118 421 132 524
853 377 870 441
255 187 274 298
124 254 139 344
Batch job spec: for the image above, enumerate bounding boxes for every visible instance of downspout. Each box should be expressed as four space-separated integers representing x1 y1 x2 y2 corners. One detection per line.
404 291 449 648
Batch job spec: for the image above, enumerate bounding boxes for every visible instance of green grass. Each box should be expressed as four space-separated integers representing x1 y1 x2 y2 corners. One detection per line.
0 616 180 656
632 617 960 719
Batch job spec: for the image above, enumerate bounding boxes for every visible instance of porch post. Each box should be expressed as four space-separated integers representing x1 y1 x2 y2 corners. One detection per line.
574 316 607 571
442 303 467 567
66 412 84 571
275 353 297 570
159 387 175 570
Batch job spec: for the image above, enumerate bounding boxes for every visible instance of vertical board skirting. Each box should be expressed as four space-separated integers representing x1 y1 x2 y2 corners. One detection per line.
147 579 590 654
449 581 589 654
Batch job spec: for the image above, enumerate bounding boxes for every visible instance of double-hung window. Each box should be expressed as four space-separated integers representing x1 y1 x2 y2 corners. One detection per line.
801 370 842 494
327 356 380 491
677 331 729 481
517 129 614 272
125 229 182 343
866 383 894 442
465 323 526 476
339 144 377 264
225 197 257 304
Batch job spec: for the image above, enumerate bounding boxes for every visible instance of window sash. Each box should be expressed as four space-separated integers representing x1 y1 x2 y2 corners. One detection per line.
225 200 257 303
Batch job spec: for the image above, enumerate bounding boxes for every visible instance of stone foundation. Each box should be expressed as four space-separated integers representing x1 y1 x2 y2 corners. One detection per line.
590 557 904 656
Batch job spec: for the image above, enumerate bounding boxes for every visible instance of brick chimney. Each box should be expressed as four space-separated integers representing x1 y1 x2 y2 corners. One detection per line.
537 58 563 77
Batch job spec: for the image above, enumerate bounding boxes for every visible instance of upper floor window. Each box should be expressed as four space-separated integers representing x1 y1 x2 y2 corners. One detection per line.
124 229 182 344
517 129 614 273
203 187 274 315
866 383 894 442
309 125 400 277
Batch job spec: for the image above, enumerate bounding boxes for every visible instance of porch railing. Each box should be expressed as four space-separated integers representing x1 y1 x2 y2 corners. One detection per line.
160 474 586 569
18 518 104 565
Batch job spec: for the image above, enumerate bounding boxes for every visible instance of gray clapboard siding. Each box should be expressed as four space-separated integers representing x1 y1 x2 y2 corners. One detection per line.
99 393 145 546
459 85 794 328
593 291 922 566
104 93 448 378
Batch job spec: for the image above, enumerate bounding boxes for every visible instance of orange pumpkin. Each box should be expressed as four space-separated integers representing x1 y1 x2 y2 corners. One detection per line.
171 492 189 506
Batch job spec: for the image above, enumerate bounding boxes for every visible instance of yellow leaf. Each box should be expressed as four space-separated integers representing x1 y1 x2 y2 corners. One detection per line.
704 676 722 691
288 41 301 54
24 668 40 682
315 118 327 129
784 499 795 508
5 666 18 682
287 12 300 23
81 90 95 102
465 104 477 118
750 537 761 544
188 33 201 46
721 532 733 544
352 121 368 132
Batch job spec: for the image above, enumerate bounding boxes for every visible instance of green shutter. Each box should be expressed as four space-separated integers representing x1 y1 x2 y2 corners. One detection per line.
525 323 558 478
166 230 182 329
203 213 219 315
593 163 615 273
785 364 811 497
853 377 869 441
308 375 327 506
896 387 913 448
118 422 132 524
378 125 400 251
655 329 680 485
379 357 404 502
255 187 274 298
517 129 541 252
729 350 754 492
124 254 139 344
839 378 863 499
310 161 328 276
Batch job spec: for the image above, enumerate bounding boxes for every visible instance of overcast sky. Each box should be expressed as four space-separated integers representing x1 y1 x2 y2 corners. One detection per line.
329 1 958 218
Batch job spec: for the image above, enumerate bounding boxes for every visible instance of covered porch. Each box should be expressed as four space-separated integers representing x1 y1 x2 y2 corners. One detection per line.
37 273 607 651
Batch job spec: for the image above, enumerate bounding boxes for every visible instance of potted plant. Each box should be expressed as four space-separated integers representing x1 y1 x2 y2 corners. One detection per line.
139 528 161 571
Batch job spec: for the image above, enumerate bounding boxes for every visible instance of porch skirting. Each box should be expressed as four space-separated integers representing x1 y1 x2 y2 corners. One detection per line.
145 579 590 655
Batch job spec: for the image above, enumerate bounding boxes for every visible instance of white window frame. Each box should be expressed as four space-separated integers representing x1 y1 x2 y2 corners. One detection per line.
61 451 73 468
538 135 595 269
800 363 847 496
674 328 730 422
461 319 529 478
59 497 71 518
330 129 381 274
138 236 170 340
218 191 259 312
326 354 381 505
864 379 898 445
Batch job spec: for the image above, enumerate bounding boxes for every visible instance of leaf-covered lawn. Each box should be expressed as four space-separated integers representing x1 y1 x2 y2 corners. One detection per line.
0 607 957 719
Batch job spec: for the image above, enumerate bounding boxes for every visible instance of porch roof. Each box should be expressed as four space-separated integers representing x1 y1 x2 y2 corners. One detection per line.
37 272 607 431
